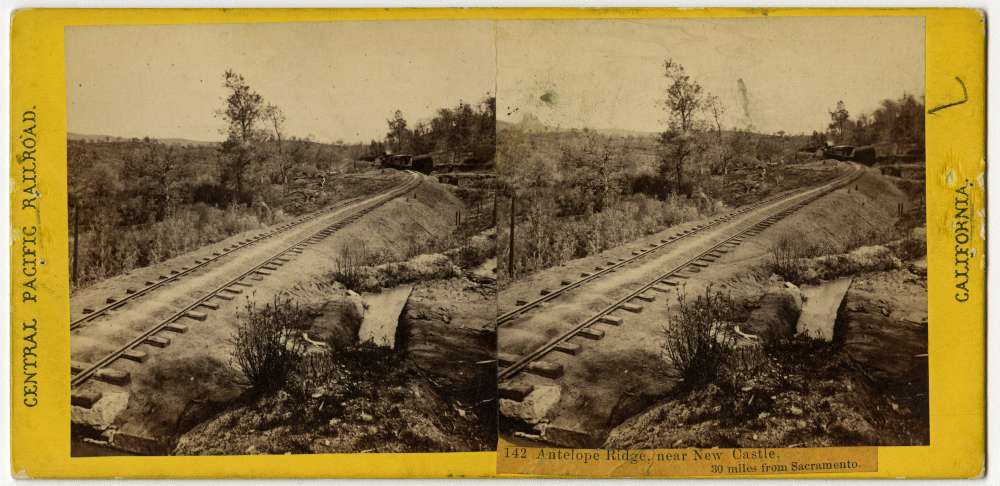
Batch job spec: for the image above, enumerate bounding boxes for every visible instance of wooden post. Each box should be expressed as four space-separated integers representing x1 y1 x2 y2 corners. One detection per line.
508 193 516 280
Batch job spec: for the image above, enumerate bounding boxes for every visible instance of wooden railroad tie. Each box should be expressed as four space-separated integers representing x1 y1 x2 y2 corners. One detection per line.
620 302 643 313
554 342 582 355
526 361 564 379
578 327 606 340
122 349 148 363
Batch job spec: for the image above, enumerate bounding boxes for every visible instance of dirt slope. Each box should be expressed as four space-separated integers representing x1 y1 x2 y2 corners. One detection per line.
71 174 475 454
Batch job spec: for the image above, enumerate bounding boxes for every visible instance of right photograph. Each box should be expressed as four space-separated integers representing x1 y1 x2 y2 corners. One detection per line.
495 17 927 449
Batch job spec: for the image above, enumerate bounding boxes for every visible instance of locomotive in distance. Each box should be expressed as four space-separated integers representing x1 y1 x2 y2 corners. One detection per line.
360 150 491 174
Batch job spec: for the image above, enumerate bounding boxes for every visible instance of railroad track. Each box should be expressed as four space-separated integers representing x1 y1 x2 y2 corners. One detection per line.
70 174 412 330
71 173 422 389
496 167 865 327
496 177 848 327
498 166 862 382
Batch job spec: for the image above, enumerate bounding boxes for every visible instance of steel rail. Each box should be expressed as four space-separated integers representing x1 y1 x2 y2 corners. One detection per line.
69 173 410 329
498 167 862 382
71 174 422 388
497 167 860 326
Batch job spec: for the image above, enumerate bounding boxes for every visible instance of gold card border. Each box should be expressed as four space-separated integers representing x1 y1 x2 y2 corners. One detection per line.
10 7 985 478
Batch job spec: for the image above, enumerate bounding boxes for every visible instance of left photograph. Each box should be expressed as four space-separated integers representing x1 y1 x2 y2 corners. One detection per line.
66 21 498 456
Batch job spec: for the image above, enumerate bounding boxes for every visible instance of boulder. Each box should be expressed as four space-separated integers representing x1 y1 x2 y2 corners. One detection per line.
836 292 928 391
742 285 802 343
499 385 562 425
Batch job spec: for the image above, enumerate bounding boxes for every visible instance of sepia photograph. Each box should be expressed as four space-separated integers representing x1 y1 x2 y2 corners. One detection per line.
496 17 928 449
66 21 498 456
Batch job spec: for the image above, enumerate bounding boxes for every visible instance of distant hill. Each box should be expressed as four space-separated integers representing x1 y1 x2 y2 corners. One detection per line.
497 113 659 139
68 132 219 147
587 127 660 139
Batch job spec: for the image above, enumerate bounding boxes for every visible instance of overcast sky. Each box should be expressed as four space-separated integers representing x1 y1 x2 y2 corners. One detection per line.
66 21 496 143
67 17 923 142
497 17 924 135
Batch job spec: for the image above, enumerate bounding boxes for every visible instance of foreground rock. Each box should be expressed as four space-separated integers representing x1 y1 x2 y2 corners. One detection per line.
835 267 928 418
173 275 497 455
741 281 803 343
174 363 483 455
606 266 928 449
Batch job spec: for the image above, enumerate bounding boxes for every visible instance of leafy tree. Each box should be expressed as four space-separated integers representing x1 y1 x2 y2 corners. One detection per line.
808 130 826 148
659 59 707 195
216 70 270 202
381 95 496 161
558 133 625 214
828 100 850 143
822 93 924 150
386 110 409 153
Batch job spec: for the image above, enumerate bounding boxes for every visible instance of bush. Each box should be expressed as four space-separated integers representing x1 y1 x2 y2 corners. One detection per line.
330 245 372 291
498 192 718 284
767 235 806 283
766 233 840 283
662 286 739 387
890 232 926 261
73 203 270 289
230 296 309 393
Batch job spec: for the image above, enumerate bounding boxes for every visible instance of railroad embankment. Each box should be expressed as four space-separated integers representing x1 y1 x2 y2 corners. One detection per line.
603 169 928 448
72 175 497 455
173 260 497 455
171 180 497 455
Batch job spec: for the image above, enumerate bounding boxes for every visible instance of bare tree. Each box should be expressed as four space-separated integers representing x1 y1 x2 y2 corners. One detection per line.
262 104 291 185
703 94 730 179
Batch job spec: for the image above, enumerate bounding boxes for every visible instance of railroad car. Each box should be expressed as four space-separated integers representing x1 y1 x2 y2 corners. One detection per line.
375 153 434 174
823 145 877 165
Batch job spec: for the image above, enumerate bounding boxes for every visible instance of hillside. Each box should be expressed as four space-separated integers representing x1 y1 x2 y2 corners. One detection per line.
68 132 219 147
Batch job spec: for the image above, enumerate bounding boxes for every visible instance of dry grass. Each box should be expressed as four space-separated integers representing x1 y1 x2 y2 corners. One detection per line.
498 193 718 284
74 203 274 289
330 249 461 293
767 227 921 284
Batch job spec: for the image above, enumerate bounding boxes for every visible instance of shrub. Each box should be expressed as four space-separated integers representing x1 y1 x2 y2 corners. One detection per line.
73 203 269 290
662 286 739 387
766 232 839 283
230 296 308 393
891 232 926 261
497 192 718 284
767 234 807 282
330 245 370 291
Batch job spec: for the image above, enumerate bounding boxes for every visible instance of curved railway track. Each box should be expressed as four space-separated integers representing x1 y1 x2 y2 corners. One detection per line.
497 175 851 327
71 173 422 389
498 166 862 382
70 195 370 330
